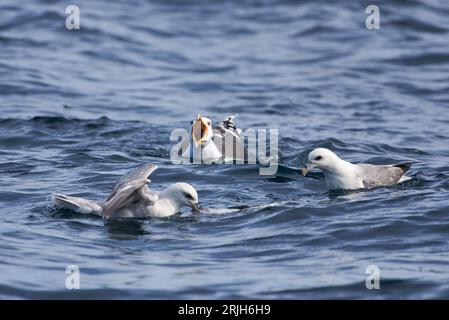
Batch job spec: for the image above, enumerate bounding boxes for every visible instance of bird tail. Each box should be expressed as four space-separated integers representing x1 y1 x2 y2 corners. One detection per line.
392 161 416 175
51 193 102 215
398 175 412 183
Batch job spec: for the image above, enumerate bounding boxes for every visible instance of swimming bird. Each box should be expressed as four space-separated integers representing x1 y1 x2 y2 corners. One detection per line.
301 148 414 190
181 114 245 162
182 115 222 161
52 164 200 219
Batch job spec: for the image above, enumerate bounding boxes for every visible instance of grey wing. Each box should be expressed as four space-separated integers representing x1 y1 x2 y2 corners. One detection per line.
358 162 413 188
213 126 246 161
110 163 157 195
102 163 158 218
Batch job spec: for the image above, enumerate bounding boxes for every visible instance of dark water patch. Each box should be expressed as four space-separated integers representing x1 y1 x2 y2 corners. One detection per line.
385 53 449 66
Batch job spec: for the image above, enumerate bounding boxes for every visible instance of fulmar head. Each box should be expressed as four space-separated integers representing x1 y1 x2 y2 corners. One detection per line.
163 182 200 212
301 148 341 176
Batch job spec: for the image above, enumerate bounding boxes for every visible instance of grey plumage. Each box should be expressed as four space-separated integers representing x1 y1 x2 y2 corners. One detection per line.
102 164 158 218
52 163 199 219
51 193 102 215
302 148 415 190
212 126 246 161
357 161 414 188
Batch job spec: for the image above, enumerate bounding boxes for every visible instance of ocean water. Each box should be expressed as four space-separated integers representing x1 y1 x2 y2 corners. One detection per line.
1 0 449 299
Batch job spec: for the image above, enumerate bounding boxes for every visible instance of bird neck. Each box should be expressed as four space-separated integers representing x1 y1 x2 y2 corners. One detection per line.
336 158 356 172
326 158 356 176
157 189 183 214
191 139 221 160
182 139 222 162
323 158 361 190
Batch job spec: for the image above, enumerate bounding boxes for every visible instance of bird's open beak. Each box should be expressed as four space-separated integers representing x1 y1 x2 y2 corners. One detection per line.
192 114 208 147
301 162 315 176
191 202 201 212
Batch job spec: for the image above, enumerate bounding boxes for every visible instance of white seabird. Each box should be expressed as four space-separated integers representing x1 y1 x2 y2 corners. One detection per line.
301 148 414 190
180 114 246 162
52 164 200 219
182 115 222 161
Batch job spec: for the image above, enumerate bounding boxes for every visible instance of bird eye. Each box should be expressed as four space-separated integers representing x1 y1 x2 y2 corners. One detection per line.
184 192 194 200
315 156 322 161
207 121 211 126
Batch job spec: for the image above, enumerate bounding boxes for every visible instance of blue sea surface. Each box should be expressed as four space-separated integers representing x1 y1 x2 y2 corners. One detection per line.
1 0 449 299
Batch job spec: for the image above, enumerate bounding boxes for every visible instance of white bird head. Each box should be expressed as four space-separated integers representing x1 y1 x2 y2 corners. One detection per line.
164 182 200 212
301 148 341 176
191 114 214 147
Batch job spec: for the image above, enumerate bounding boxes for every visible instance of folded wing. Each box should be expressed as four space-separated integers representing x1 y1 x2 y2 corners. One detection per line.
358 161 414 188
213 118 246 161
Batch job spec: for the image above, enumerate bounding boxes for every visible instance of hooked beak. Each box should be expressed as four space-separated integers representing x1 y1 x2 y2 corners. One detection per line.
301 162 316 176
192 114 208 147
191 202 201 212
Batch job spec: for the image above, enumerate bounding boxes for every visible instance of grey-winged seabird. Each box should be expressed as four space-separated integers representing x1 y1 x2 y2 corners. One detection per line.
301 148 414 190
52 164 200 219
